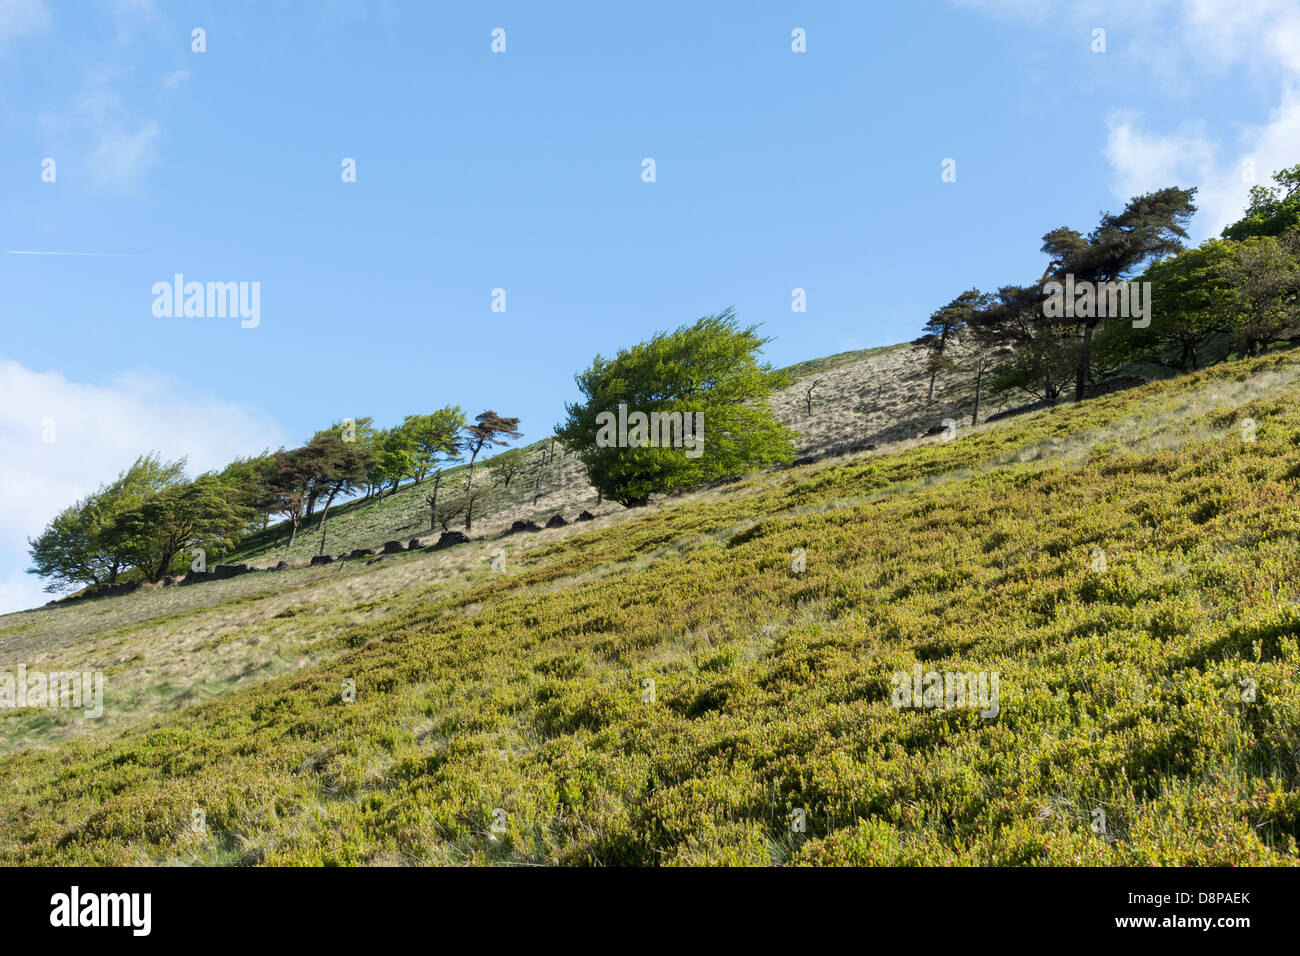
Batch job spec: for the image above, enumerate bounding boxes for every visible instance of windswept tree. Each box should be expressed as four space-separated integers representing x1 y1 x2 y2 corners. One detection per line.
982 284 1077 408
217 451 277 531
305 427 371 555
26 453 187 593
400 407 466 483
556 309 796 507
914 290 982 401
395 406 466 528
936 291 1006 425
27 496 122 593
462 410 522 529
261 447 316 549
100 477 250 582
1040 186 1198 400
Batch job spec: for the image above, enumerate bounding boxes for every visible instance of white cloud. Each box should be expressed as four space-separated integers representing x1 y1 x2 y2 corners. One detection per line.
88 119 160 187
1105 89 1300 237
955 0 1300 237
66 68 162 191
0 358 287 614
162 68 189 89
0 0 49 51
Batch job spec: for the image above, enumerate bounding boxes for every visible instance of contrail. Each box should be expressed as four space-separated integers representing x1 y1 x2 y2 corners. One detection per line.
5 250 134 257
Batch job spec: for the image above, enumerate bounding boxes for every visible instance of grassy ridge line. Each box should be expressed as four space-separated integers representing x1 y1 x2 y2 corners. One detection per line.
1 349 1299 864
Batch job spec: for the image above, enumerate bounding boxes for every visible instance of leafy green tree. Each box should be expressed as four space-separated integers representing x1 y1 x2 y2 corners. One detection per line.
26 496 120 593
216 451 277 531
101 477 250 582
1094 240 1238 372
1220 229 1300 355
556 309 795 507
391 407 468 528
399 407 466 483
374 428 418 496
1223 163 1300 240
487 448 527 489
26 453 187 592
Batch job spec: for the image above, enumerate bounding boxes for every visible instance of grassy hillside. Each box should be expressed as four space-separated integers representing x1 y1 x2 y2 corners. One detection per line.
2 347 1299 865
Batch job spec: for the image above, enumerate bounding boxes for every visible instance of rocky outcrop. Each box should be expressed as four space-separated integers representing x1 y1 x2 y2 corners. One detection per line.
347 548 375 560
545 514 567 528
576 510 596 522
381 540 407 554
508 520 542 534
310 554 334 566
434 530 470 549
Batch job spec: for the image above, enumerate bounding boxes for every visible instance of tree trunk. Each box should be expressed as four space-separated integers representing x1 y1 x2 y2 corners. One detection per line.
1075 321 1094 403
287 514 300 549
463 451 481 529
465 495 476 532
426 472 442 531
971 363 985 427
317 488 339 555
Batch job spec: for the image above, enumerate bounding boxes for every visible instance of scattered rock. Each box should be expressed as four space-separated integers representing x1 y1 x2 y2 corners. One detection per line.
210 563 250 580
408 538 424 550
347 548 375 560
381 540 407 554
508 520 542 534
310 554 334 566
434 530 470 549
545 514 567 528
274 561 290 571
576 510 596 522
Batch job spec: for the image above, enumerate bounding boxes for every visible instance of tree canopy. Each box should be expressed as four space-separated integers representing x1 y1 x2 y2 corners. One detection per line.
556 309 795 506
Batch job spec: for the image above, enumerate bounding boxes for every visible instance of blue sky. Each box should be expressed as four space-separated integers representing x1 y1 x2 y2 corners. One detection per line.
2 0 1297 612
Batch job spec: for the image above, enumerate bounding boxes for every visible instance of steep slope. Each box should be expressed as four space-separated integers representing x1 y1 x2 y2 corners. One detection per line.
2 347 1298 865
222 341 986 567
